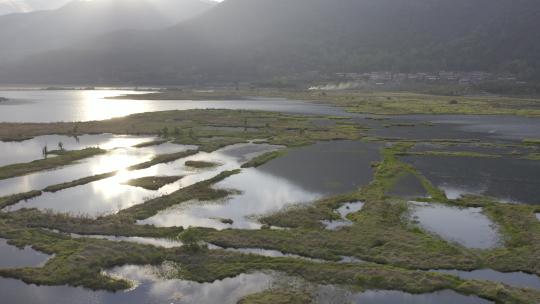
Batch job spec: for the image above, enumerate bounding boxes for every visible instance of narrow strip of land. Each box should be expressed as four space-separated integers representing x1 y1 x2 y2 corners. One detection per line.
0 147 105 180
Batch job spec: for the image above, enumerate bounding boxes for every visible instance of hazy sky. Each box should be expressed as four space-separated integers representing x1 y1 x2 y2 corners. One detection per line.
0 0 222 15
0 0 70 14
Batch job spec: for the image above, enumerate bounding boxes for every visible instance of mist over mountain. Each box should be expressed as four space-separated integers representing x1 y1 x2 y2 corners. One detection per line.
2 0 540 84
0 0 214 64
0 0 71 15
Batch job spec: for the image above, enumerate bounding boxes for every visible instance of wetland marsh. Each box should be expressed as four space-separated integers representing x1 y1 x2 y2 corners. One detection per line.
1 89 540 303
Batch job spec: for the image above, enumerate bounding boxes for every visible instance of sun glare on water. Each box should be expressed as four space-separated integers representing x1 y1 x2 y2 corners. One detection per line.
78 90 152 121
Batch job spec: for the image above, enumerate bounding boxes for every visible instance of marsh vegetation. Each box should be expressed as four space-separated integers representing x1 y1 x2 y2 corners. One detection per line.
0 94 539 303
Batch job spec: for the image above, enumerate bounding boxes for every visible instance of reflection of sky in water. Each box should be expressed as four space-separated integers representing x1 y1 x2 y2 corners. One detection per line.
0 271 274 304
395 114 540 142
141 168 322 229
0 90 152 122
66 233 183 248
0 238 51 268
402 156 540 205
0 134 153 166
439 185 486 200
106 265 274 304
433 269 540 290
321 201 364 230
0 141 185 198
410 202 500 249
0 90 349 123
536 214 540 221
8 143 280 217
141 141 379 229
257 141 381 196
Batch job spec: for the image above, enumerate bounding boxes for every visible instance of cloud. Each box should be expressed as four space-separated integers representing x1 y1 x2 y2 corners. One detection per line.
0 0 32 14
0 0 71 15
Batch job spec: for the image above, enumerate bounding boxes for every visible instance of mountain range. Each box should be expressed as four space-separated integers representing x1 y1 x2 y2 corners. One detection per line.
0 0 214 64
1 0 539 84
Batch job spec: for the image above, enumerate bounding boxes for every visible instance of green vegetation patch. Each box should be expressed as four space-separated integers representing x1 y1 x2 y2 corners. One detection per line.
113 89 540 117
128 150 199 170
43 150 198 193
524 138 540 146
2 107 540 303
0 110 364 150
0 147 105 180
401 151 501 158
185 160 220 169
133 139 168 148
124 176 184 191
0 190 42 209
241 150 287 168
238 289 313 304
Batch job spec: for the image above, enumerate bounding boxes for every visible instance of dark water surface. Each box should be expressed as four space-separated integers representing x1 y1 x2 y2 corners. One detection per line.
0 239 51 268
403 155 540 204
433 269 540 290
258 141 382 195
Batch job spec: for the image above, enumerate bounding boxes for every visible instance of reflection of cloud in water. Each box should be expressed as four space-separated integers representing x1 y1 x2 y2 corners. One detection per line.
141 168 322 230
321 201 364 230
439 184 487 200
107 265 274 304
0 270 274 304
0 137 164 197
0 134 153 167
0 90 349 123
410 202 500 249
0 238 51 268
7 142 282 217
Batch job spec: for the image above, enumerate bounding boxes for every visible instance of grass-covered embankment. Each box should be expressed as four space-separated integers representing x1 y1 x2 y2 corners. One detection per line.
0 222 538 303
241 150 287 168
0 147 105 180
124 176 184 190
185 160 220 169
112 89 540 117
0 109 365 144
238 289 313 304
42 149 199 193
4 170 240 237
0 191 42 209
1 107 540 302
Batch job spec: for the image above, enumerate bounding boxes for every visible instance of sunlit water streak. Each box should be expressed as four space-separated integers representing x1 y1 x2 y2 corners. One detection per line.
0 90 349 123
7 143 281 217
0 141 184 198
0 134 153 166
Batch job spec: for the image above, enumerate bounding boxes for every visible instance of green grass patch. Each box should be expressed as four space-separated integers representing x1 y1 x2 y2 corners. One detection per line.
133 139 168 148
523 138 540 146
238 289 313 304
124 176 184 190
0 147 105 180
113 89 540 117
241 150 287 168
185 160 220 169
0 190 42 208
